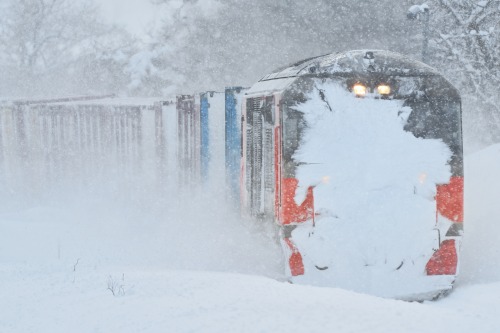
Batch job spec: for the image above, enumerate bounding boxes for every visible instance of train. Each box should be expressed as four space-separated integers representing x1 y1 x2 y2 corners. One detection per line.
0 50 463 300
237 50 463 300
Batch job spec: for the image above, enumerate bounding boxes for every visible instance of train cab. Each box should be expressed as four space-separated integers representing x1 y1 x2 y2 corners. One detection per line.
241 50 463 300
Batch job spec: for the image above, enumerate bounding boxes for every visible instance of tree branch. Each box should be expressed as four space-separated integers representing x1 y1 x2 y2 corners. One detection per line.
438 0 465 25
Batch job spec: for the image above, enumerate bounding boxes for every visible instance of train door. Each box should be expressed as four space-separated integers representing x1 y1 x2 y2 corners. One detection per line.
245 96 275 218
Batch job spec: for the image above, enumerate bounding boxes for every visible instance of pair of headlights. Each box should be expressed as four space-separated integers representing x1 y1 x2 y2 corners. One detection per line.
352 84 391 97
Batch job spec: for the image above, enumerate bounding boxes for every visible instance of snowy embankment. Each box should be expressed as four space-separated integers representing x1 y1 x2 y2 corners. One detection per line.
1 144 500 332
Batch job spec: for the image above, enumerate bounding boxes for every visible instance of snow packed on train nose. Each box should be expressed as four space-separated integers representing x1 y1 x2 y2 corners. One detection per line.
241 50 463 300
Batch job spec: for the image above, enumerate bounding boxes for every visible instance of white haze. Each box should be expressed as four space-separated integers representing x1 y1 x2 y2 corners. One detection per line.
0 186 282 276
1 141 500 332
100 0 160 38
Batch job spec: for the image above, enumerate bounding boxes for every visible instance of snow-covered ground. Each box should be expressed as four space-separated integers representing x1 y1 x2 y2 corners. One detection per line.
1 144 500 332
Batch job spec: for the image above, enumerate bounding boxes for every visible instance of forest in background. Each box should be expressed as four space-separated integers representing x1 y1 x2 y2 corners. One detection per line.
1 0 499 147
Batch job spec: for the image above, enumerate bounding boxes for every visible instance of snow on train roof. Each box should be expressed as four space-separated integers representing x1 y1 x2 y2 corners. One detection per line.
48 97 173 106
1 96 174 108
262 50 440 80
247 50 441 96
245 77 297 96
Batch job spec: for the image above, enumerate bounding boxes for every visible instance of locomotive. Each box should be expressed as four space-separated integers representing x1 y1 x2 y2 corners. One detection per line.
240 50 463 300
0 49 463 300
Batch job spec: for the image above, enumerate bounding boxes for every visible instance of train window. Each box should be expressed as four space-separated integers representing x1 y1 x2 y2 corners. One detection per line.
402 80 462 176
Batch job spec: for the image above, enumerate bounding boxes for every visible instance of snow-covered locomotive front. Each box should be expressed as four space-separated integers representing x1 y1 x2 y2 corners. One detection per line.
241 50 463 300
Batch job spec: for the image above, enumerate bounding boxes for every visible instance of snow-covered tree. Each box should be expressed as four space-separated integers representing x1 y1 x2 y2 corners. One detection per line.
148 0 499 146
148 0 416 92
126 0 222 95
426 0 500 145
0 0 137 97
72 28 138 95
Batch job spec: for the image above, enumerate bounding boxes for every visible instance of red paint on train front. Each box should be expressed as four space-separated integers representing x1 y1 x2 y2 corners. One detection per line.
281 178 315 225
283 238 305 276
426 240 458 275
425 176 463 275
436 176 464 223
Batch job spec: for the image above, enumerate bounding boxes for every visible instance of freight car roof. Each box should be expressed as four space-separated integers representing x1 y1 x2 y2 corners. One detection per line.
260 50 440 81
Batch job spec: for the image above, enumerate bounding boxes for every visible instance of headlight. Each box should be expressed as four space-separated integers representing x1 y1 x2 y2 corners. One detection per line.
377 84 391 95
352 83 367 97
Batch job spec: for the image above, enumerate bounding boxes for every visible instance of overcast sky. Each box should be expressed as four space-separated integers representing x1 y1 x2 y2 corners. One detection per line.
100 0 161 38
